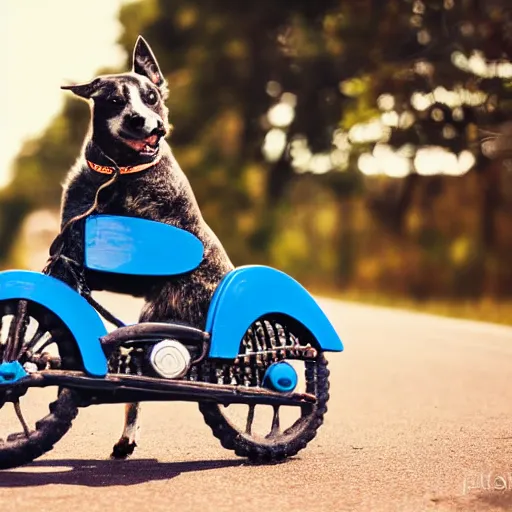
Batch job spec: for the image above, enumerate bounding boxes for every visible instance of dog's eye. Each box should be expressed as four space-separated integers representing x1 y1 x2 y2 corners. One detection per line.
146 91 158 105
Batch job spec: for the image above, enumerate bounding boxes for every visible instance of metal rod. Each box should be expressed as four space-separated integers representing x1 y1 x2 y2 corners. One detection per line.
101 322 208 344
8 370 316 407
100 322 209 356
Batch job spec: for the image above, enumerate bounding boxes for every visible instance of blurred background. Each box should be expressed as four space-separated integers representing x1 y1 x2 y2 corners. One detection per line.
2 0 512 324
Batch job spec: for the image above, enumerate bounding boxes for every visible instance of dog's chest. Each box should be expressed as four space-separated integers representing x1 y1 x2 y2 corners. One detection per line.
91 172 195 234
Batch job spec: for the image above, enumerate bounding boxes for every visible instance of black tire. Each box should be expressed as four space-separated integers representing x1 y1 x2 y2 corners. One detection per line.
0 389 79 470
0 300 80 470
198 320 330 463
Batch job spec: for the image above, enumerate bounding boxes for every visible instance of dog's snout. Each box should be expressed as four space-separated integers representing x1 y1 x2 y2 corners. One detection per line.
153 119 165 135
128 113 145 131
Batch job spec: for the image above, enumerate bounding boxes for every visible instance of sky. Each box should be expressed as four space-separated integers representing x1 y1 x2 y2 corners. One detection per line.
1 0 129 188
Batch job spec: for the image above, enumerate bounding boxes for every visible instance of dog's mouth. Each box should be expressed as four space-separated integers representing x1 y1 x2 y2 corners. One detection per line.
121 134 160 156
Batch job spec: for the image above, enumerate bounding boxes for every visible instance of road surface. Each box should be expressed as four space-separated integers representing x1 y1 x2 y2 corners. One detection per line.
1 293 511 512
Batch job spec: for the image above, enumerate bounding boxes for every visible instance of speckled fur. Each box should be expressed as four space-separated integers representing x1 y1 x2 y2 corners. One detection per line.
54 37 234 330
52 37 234 458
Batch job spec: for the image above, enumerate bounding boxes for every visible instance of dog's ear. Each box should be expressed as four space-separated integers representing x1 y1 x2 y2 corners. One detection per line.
132 36 166 90
61 79 101 99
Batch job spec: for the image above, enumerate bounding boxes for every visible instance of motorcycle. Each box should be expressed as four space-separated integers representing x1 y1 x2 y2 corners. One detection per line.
0 214 343 469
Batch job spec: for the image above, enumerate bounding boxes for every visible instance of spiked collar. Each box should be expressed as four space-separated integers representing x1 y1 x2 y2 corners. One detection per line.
87 152 162 175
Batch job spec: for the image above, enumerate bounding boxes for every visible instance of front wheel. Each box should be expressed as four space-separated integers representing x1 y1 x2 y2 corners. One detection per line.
0 300 80 470
198 319 330 463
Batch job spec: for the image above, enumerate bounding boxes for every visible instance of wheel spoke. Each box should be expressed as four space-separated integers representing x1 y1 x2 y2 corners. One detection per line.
245 404 255 435
34 336 55 355
3 315 17 362
20 325 47 356
13 400 31 438
14 302 30 360
267 405 281 439
4 301 29 362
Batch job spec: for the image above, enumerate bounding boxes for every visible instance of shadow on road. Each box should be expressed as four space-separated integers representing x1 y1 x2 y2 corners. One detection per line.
0 458 244 487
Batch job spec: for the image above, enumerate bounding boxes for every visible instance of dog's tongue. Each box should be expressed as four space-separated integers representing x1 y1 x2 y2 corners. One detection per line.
145 135 158 147
125 135 159 152
128 140 146 151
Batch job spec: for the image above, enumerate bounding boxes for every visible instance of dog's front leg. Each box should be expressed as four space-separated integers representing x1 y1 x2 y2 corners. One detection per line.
111 402 141 459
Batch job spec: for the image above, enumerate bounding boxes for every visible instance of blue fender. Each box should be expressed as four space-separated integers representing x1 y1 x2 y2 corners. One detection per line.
206 266 343 359
0 270 108 377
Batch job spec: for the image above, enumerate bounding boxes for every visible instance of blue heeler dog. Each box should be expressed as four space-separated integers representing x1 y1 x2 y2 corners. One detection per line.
53 36 233 458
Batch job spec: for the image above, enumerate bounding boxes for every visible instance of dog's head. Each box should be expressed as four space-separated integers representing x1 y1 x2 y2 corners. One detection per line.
62 36 170 163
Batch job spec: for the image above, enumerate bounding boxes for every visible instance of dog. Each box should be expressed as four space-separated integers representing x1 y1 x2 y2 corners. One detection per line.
52 36 234 458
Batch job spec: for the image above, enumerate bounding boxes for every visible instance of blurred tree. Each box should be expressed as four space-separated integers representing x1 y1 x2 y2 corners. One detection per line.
2 0 512 300
328 0 512 296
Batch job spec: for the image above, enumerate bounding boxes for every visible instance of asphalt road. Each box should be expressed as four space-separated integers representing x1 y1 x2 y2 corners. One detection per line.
1 293 512 512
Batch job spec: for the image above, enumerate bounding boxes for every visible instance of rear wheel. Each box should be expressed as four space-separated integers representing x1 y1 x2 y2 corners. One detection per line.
198 319 330 463
0 300 80 470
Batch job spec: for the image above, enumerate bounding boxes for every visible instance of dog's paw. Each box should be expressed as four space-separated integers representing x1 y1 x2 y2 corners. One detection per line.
110 437 137 459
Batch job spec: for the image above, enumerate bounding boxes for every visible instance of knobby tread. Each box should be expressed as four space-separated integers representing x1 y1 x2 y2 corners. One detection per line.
199 354 330 463
0 301 82 470
0 389 79 470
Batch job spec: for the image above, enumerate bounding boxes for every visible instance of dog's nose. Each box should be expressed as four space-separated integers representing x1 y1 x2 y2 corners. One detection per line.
155 119 164 133
128 113 145 131
152 119 165 136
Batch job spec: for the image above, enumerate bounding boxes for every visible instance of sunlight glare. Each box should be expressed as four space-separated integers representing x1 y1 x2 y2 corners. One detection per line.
262 128 287 162
414 146 475 176
1 0 126 187
267 103 295 128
